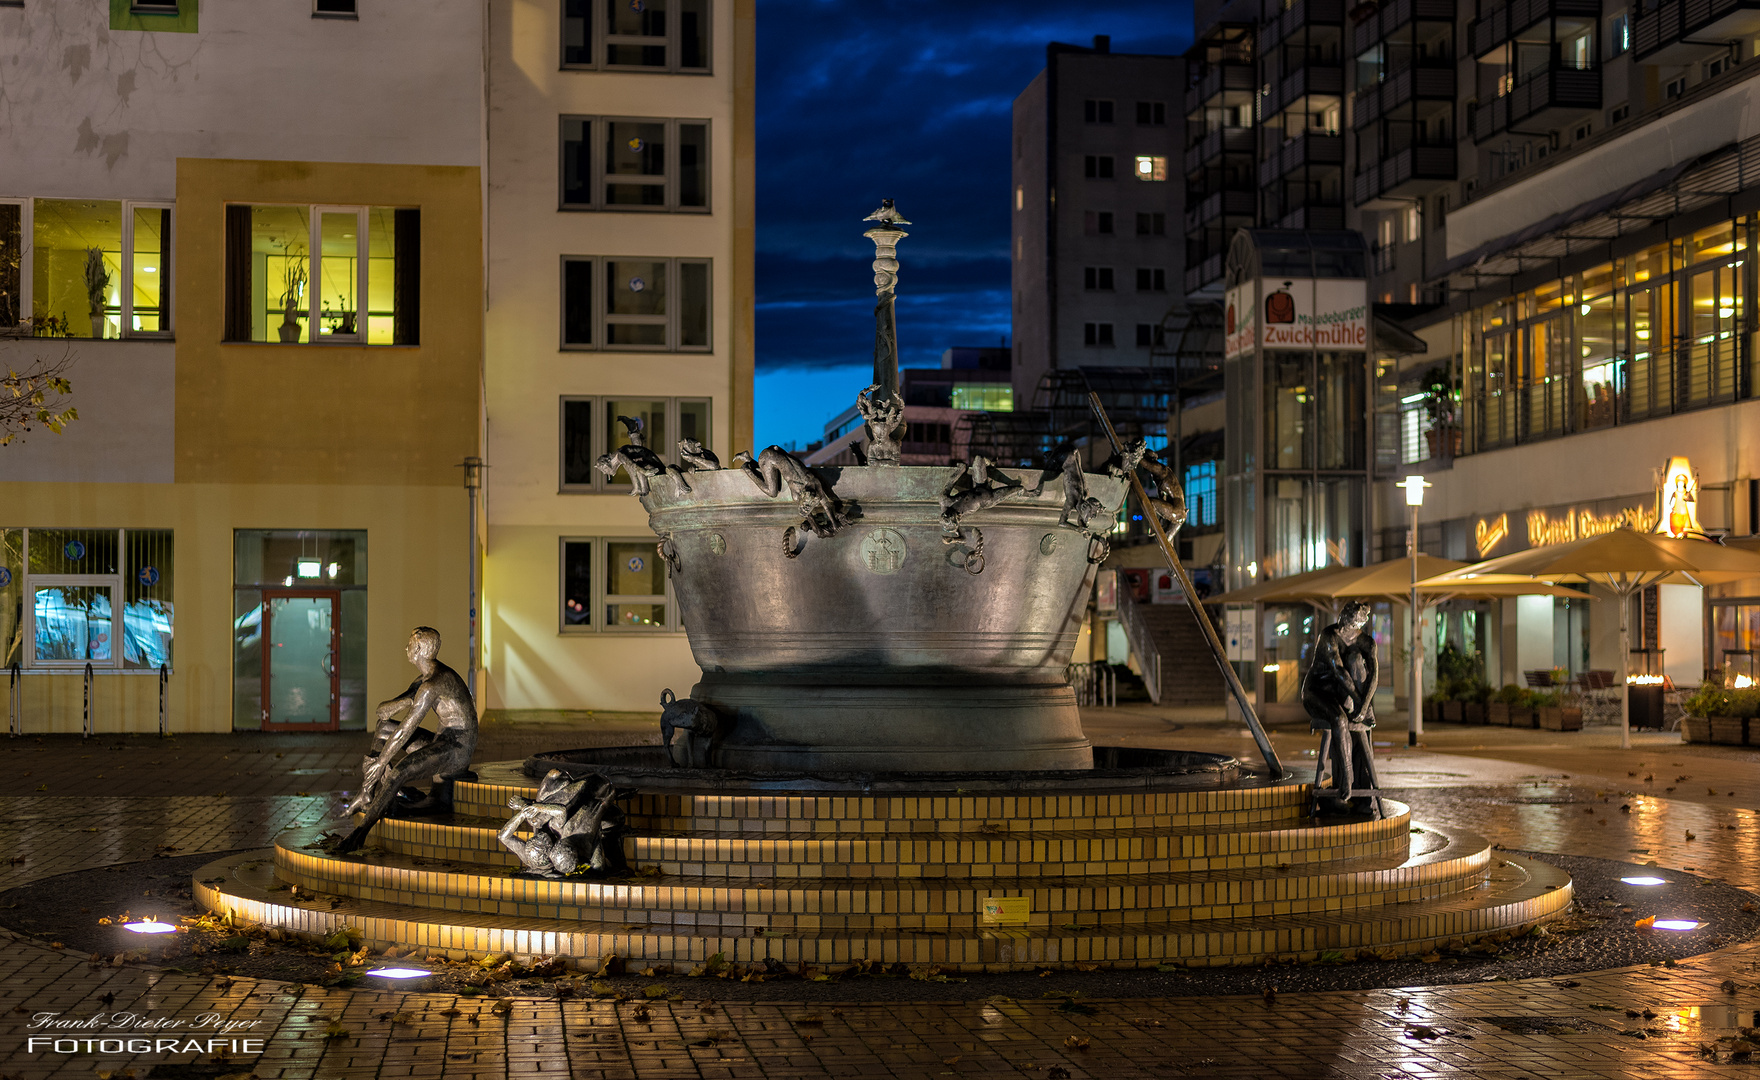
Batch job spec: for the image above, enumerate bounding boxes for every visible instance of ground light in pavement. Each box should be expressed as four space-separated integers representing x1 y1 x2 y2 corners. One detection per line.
120 920 175 934
1622 875 1670 885
364 967 431 979
1654 919 1705 930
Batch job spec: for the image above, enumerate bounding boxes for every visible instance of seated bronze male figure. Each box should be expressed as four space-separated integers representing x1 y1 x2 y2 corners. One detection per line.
337 627 478 854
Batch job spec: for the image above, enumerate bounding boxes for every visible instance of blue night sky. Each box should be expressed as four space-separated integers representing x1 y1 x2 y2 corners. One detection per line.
751 0 1193 450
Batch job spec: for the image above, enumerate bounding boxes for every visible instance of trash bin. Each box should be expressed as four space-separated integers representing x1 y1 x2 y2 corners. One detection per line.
1628 683 1666 729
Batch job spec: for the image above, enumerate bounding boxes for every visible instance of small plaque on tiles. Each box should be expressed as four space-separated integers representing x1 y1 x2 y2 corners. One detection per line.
981 897 1030 924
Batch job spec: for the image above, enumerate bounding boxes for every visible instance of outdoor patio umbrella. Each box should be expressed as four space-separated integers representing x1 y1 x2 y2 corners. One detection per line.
1199 564 1353 607
1417 529 1760 748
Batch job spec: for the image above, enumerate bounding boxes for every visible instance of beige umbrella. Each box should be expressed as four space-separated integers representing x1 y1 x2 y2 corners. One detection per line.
1418 529 1760 747
1200 564 1354 607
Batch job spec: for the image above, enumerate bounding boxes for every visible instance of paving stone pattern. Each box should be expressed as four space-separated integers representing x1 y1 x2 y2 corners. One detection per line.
1 723 1760 1076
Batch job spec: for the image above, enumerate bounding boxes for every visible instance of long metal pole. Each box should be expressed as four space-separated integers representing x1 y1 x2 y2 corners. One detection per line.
1088 392 1285 778
463 456 483 704
1409 502 1423 746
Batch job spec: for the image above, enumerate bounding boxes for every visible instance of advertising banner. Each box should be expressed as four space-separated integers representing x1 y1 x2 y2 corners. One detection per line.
1224 278 1369 357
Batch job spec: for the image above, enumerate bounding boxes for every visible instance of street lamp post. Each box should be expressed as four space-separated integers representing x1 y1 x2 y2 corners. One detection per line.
1398 475 1432 747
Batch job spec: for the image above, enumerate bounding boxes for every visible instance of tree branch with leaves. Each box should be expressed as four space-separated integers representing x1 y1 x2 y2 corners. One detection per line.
1 346 78 447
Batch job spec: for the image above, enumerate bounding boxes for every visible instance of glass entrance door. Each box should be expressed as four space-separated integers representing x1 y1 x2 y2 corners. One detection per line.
262 590 340 730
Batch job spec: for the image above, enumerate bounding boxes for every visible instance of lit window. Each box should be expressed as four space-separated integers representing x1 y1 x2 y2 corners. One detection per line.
1134 155 1168 182
560 116 709 212
223 204 417 345
1183 462 1217 527
5 199 174 339
950 384 1013 412
560 256 710 351
5 528 174 671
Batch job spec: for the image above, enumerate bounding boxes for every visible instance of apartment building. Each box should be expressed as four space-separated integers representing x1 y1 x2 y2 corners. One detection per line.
1012 37 1186 409
0 1 484 732
0 0 755 732
478 0 755 716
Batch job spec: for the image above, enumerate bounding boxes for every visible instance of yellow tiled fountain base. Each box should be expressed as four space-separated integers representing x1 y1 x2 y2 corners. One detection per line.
194 760 1574 970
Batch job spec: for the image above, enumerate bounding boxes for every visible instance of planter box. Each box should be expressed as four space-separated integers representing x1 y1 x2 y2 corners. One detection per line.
1423 701 1439 724
1462 702 1486 724
1488 703 1511 726
1442 701 1463 722
1515 708 1540 729
1708 717 1747 746
1682 716 1710 744
1538 706 1581 731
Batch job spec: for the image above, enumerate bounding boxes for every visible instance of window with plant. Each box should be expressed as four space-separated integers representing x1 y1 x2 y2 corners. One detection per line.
0 198 172 339
223 204 419 345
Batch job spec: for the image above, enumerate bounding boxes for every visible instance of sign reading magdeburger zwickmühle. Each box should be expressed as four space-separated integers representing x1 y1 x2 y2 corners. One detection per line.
1223 278 1369 359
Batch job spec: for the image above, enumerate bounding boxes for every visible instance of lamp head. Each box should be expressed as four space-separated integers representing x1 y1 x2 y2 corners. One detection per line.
1399 475 1432 507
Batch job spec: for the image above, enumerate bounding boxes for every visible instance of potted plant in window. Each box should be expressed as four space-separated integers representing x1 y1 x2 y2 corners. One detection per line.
277 253 307 343
84 247 110 340
1419 364 1460 460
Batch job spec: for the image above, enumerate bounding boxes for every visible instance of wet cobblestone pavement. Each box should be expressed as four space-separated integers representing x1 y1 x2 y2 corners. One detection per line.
3 723 1760 1077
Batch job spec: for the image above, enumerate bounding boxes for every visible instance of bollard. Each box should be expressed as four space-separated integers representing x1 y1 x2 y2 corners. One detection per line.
83 661 93 739
159 663 169 738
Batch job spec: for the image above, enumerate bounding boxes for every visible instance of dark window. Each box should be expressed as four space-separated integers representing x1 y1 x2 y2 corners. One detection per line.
131 1 179 11
561 116 708 212
563 0 591 64
0 203 19 326
561 399 596 488
560 256 709 350
607 0 666 66
1135 212 1165 236
1610 104 1630 124
679 0 708 68
1084 211 1115 236
1083 99 1114 123
1135 323 1168 347
561 117 592 207
1136 267 1166 291
313 0 356 14
1136 101 1167 125
1083 266 1114 290
563 258 593 345
562 541 593 628
1084 155 1115 179
1084 322 1114 346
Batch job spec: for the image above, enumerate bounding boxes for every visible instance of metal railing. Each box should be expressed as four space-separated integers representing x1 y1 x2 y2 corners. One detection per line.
1115 590 1165 705
82 661 93 739
1070 662 1117 708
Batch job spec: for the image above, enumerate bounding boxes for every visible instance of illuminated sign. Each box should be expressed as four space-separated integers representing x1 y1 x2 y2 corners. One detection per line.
1473 502 1657 555
1655 456 1701 538
1223 278 1369 358
1527 505 1657 547
1474 513 1509 557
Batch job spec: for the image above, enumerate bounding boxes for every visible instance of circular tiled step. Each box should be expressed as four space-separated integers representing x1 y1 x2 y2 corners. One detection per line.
193 846 1571 971
367 802 1413 878
269 819 1485 931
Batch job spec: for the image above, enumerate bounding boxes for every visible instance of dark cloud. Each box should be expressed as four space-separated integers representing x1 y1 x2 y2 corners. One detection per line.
753 0 1192 448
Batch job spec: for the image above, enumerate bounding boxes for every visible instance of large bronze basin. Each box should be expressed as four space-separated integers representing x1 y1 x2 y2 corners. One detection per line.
640 464 1125 772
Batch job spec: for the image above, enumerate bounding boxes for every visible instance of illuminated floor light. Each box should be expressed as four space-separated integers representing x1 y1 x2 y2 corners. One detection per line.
1653 920 1703 931
122 921 176 934
365 968 430 979
1620 876 1669 886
